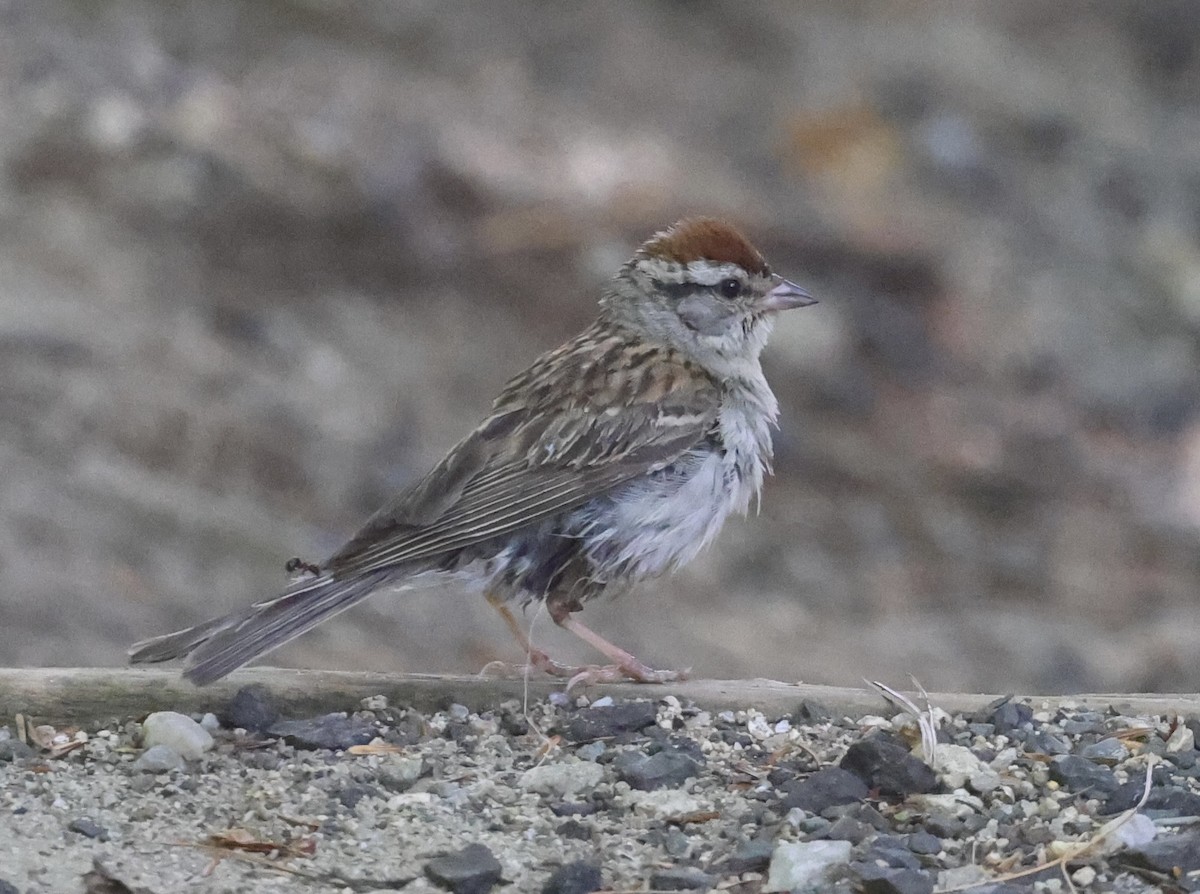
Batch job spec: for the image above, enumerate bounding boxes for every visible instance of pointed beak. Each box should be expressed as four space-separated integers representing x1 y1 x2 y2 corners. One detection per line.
758 276 817 313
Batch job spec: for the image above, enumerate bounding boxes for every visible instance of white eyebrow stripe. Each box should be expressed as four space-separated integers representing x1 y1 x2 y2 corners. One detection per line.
684 262 744 285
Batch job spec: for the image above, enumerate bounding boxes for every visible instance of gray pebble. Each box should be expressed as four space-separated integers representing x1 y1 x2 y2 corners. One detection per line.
132 744 186 773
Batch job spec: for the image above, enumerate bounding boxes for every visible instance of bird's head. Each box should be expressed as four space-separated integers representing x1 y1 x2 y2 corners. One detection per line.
602 218 815 374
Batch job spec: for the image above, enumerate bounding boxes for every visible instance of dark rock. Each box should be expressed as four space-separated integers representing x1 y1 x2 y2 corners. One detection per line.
1047 755 1118 794
987 701 1032 734
905 831 941 855
723 837 774 873
648 867 715 891
1119 832 1200 874
826 816 872 844
561 701 658 742
267 713 376 750
613 748 702 791
1166 749 1196 770
922 814 963 838
840 735 938 797
542 861 602 894
550 801 597 818
862 835 921 869
1023 730 1070 755
424 843 503 894
855 864 935 894
779 767 868 812
1102 782 1200 816
0 740 33 762
68 817 107 840
844 803 890 831
555 819 592 841
796 700 832 723
220 684 279 733
0 880 16 894
336 783 381 810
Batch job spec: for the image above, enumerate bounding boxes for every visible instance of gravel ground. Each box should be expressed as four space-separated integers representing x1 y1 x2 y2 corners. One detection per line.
2 684 1199 893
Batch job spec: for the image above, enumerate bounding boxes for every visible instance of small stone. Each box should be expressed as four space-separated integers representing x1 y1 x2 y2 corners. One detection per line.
856 864 935 894
933 744 995 791
0 740 33 762
906 831 941 855
1078 738 1129 762
576 741 605 762
613 748 702 791
862 835 921 869
520 760 605 800
1102 783 1200 817
561 701 658 742
1069 866 1096 888
336 783 381 810
132 744 186 773
840 735 937 797
424 843 503 894
220 684 279 733
626 790 704 819
1122 831 1200 873
779 767 868 813
267 713 376 750
1166 724 1195 753
141 711 213 760
0 879 18 894
68 817 107 840
764 840 852 893
1111 812 1157 849
987 701 1031 733
724 837 775 873
649 867 716 891
377 757 425 792
542 861 602 894
199 713 220 733
555 819 592 842
1023 730 1070 755
1047 755 1117 794
936 865 990 890
826 815 871 844
796 700 831 723
360 694 389 711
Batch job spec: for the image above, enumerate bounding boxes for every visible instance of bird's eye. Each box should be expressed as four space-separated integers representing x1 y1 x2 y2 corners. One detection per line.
719 278 742 299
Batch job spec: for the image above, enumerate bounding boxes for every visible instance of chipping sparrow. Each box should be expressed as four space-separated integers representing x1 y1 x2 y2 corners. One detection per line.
129 218 816 686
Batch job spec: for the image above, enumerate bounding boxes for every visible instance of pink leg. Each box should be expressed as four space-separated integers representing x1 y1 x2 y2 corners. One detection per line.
554 613 689 689
483 592 582 679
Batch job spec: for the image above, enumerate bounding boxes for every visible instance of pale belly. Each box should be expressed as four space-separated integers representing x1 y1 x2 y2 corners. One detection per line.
578 432 768 583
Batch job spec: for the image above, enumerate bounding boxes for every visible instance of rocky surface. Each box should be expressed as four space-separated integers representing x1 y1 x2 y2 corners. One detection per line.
2 686 1200 892
2 2 1200 693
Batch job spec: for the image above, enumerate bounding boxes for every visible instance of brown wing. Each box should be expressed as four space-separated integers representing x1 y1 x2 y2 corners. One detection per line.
325 322 720 577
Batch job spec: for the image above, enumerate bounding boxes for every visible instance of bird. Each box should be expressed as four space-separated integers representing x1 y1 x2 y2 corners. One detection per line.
128 217 816 687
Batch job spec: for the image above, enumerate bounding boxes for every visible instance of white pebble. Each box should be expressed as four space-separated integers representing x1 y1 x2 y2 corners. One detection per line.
141 711 213 760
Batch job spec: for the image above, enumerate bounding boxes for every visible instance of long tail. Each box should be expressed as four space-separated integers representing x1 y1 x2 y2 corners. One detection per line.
128 569 391 686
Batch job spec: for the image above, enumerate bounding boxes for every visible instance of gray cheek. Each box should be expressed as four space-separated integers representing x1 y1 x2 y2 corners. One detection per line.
676 295 735 336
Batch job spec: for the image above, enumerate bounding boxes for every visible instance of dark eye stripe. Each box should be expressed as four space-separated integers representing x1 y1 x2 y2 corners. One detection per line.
650 278 740 301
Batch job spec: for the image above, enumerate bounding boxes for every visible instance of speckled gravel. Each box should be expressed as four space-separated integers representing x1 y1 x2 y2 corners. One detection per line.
2 688 1199 893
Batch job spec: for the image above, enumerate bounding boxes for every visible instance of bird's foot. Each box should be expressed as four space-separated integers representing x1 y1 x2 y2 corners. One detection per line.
566 661 690 691
478 648 586 680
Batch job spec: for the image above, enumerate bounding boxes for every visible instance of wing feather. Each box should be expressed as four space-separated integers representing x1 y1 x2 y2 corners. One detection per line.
326 324 719 577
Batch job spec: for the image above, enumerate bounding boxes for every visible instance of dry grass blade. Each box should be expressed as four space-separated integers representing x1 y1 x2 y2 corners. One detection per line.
869 679 938 764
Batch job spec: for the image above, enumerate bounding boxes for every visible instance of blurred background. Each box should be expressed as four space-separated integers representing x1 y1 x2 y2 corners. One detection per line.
2 1 1199 693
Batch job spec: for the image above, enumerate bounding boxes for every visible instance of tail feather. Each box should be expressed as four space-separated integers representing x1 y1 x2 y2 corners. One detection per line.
128 570 391 685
